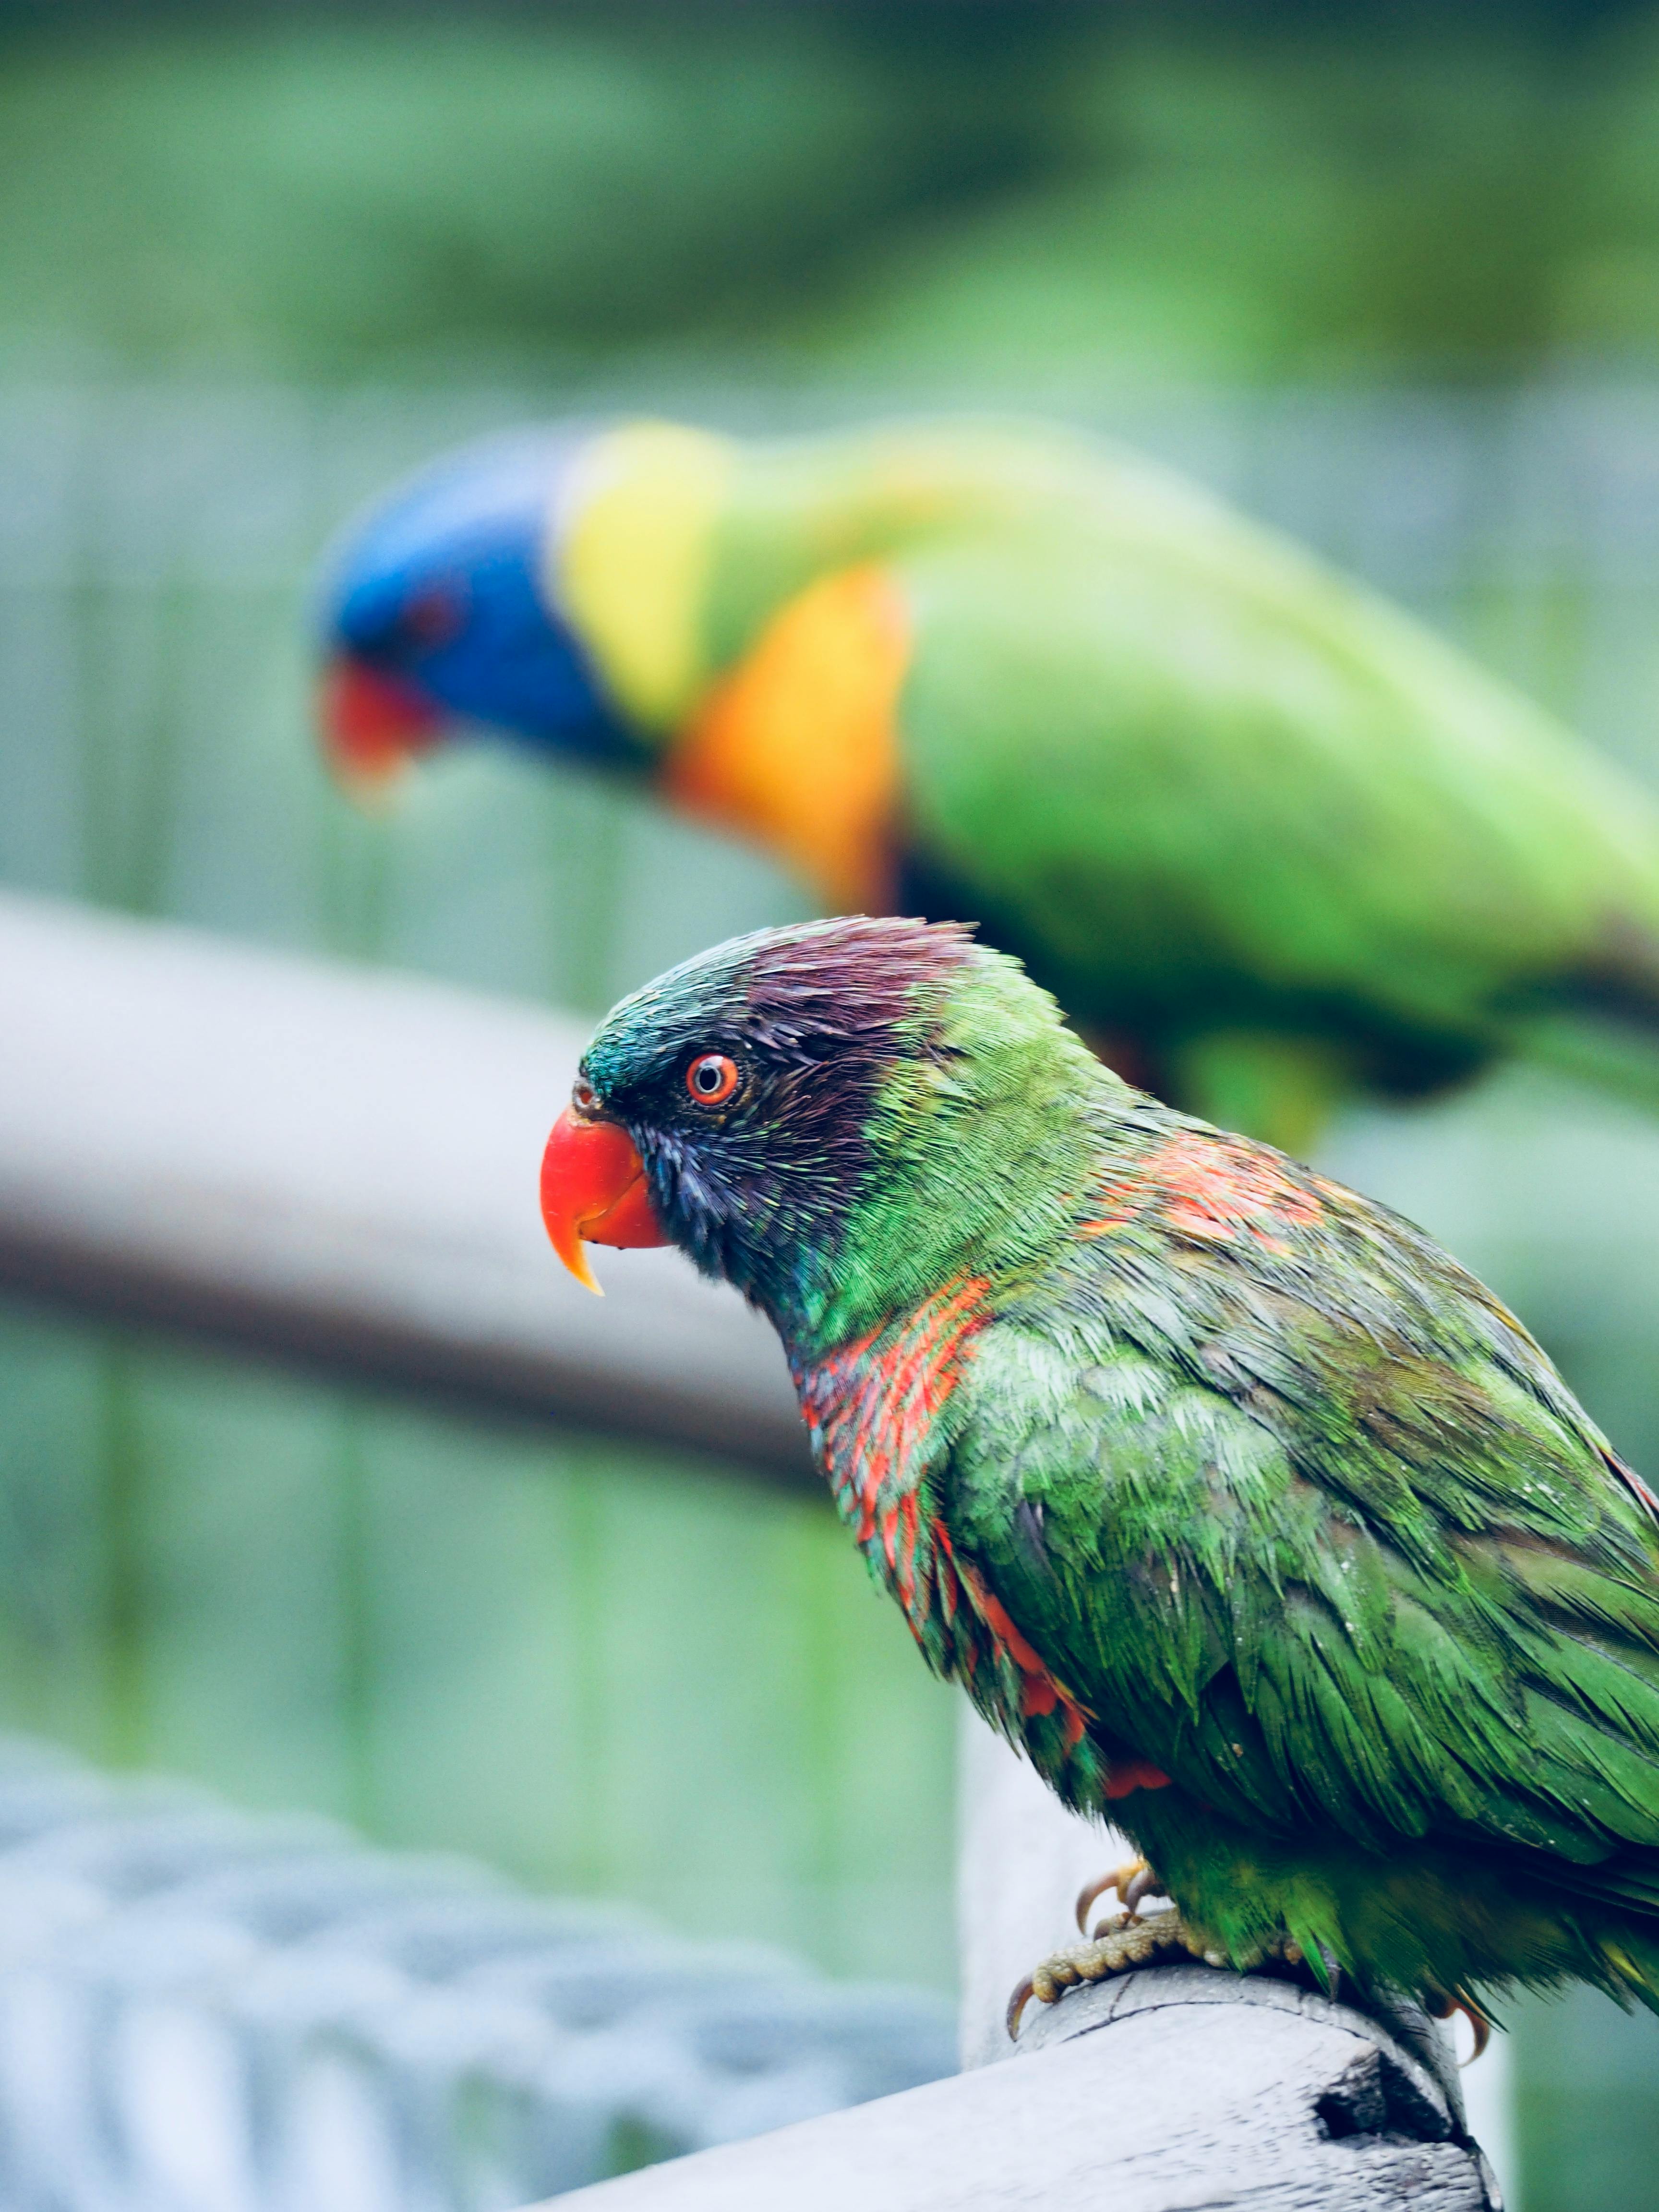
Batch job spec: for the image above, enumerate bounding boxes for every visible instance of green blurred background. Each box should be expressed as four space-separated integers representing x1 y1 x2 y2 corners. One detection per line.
14 0 1659 388
8 3 1659 2204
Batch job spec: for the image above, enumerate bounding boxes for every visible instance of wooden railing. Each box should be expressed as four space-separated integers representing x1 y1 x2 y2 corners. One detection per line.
0 888 806 1479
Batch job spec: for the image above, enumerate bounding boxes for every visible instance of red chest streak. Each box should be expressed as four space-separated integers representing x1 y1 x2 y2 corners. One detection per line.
801 1277 987 1551
796 1280 1116 1766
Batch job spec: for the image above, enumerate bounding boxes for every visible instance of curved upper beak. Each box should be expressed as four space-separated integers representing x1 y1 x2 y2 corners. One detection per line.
540 1107 669 1295
318 656 444 799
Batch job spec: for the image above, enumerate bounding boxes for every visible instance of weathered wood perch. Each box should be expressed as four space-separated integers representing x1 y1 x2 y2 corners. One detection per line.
539 1961 1498 2210
533 1717 1502 2207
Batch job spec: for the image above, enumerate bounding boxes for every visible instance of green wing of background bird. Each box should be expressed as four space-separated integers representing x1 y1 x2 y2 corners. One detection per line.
940 1139 1659 1990
331 414 1659 1150
864 465 1659 1145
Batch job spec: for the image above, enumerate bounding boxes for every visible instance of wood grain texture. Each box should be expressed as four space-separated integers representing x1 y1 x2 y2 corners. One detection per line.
542 1962 1499 2211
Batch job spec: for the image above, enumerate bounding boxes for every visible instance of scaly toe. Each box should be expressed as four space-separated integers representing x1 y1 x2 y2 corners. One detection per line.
1009 1906 1220 2037
1006 1909 1322 2040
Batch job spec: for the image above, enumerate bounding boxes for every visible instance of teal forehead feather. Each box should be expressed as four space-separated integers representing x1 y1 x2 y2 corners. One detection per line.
581 914 984 1092
581 934 752 1091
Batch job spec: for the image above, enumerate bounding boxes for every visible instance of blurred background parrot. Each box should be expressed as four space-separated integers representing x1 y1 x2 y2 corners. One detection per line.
316 415 1659 1154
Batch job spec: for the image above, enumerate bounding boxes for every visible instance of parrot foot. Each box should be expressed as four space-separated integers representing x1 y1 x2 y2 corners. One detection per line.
1006 1908 1308 2039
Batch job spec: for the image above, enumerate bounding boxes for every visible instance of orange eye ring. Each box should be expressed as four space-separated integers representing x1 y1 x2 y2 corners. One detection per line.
685 1052 740 1106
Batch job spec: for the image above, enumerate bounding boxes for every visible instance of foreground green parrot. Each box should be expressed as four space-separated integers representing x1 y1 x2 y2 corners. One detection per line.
320 416 1659 1151
539 914 1659 2032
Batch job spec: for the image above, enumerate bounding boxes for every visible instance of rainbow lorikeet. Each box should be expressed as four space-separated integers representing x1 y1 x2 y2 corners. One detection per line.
538 914 1659 2032
318 416 1659 1153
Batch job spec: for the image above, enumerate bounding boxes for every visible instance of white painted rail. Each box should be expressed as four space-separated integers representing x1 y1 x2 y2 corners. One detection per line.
539 1960 1498 2211
0 890 808 1478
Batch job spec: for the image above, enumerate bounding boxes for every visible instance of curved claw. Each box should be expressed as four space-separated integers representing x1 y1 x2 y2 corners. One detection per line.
1457 1998 1492 2066
1120 1865 1160 1920
1074 1857 1149 1934
1006 1974 1036 2041
1426 1988 1492 2065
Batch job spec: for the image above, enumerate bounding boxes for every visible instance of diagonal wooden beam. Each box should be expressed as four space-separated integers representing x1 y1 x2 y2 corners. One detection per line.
539 1951 1497 2211
0 890 810 1480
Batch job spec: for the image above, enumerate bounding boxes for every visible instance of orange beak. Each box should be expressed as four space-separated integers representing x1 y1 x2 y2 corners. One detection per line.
319 656 443 797
539 1107 668 1295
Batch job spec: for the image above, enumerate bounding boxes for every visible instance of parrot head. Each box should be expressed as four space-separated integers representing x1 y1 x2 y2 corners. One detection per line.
314 427 638 795
539 915 1105 1347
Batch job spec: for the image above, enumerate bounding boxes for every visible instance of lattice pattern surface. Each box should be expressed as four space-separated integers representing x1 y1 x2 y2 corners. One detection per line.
0 1733 955 2210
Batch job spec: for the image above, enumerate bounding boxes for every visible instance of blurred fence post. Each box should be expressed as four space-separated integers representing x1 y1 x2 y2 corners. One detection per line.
954 1707 1132 2071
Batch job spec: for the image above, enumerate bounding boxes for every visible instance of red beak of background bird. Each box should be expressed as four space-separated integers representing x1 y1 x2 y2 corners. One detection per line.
319 656 444 794
540 1107 669 1294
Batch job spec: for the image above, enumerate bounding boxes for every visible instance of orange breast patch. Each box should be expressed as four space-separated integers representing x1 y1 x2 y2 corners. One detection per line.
663 565 911 912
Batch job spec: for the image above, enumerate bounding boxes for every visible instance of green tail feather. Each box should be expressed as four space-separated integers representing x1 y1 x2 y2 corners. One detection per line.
1546 1854 1659 1917
1598 1925 1659 2012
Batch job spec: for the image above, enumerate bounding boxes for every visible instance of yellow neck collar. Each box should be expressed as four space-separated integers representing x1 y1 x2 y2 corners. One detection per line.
664 565 910 913
553 421 912 913
552 421 735 738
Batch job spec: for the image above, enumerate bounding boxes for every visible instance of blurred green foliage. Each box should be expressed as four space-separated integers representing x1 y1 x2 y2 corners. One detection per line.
0 6 1069 374
1514 1977 1659 2208
15 4 1659 382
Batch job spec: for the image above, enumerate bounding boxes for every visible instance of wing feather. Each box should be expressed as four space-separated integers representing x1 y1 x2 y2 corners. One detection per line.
944 1130 1659 1885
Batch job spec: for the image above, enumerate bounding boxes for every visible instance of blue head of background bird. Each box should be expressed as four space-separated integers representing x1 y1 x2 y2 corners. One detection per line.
315 426 638 793
310 408 1659 1159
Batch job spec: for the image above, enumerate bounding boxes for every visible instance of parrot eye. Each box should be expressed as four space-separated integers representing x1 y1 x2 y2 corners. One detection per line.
685 1052 741 1106
403 585 464 650
571 1078 599 1117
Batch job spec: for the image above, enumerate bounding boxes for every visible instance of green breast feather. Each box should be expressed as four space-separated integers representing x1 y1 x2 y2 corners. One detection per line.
794 1085 1659 2008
